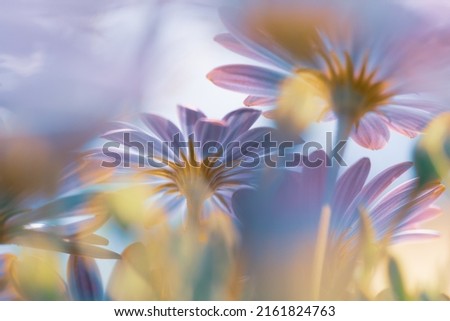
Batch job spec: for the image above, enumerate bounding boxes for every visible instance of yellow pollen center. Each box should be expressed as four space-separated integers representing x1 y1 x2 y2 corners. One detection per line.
146 141 238 225
278 52 394 129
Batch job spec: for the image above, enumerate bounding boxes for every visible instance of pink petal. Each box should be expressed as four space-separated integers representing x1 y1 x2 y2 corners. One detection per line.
392 229 440 243
390 97 447 114
379 106 434 138
207 64 286 96
351 113 390 150
244 95 277 107
400 206 442 228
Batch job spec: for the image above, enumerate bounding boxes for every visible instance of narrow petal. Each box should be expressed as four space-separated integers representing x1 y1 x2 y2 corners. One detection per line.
68 255 103 301
371 182 445 234
226 127 275 161
85 147 159 168
351 113 390 150
177 105 206 136
102 129 160 153
77 234 109 246
332 158 371 217
392 229 440 243
379 106 434 138
390 97 447 114
399 206 441 228
194 119 228 146
207 65 286 96
341 162 412 229
244 95 277 107
140 113 184 143
222 108 261 143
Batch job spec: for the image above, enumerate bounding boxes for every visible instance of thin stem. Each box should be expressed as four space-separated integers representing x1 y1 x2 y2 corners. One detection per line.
312 205 331 300
185 196 203 232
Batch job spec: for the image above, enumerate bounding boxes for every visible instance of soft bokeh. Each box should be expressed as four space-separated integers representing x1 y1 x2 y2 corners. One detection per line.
1 0 450 301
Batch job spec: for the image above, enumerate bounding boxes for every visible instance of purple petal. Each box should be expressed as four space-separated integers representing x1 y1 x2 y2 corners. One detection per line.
356 162 413 208
340 162 412 230
222 108 261 143
177 105 206 136
371 182 445 233
351 113 390 150
194 119 228 160
226 127 275 161
244 96 277 107
68 255 103 301
207 64 286 96
379 106 434 138
194 119 227 145
140 113 184 143
106 121 146 132
332 158 371 217
85 147 161 168
390 97 447 114
102 129 163 157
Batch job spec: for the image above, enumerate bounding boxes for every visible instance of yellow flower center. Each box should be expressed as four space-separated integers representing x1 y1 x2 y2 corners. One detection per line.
324 53 393 121
146 141 237 225
278 52 394 130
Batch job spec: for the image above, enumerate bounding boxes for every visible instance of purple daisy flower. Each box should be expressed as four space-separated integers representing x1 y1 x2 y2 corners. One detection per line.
208 0 450 149
233 150 444 299
234 150 443 250
100 106 276 226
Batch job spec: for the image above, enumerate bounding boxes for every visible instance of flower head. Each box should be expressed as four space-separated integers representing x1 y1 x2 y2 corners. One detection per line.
232 150 444 299
208 0 450 149
101 106 276 226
